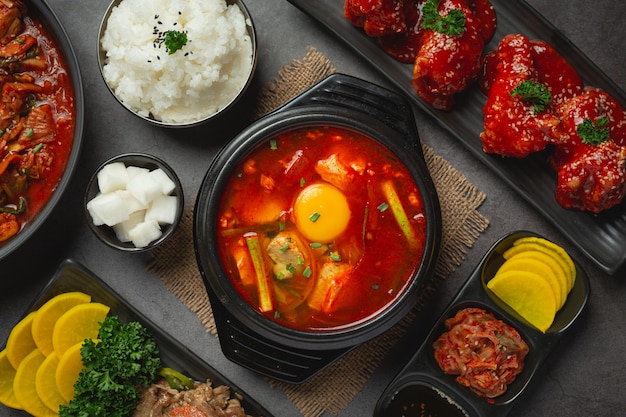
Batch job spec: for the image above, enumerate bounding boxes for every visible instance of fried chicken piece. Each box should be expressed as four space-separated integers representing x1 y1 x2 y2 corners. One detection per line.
412 0 485 110
480 33 567 157
550 87 626 213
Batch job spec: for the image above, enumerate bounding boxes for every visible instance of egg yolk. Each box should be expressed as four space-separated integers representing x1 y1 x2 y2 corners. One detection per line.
293 183 351 243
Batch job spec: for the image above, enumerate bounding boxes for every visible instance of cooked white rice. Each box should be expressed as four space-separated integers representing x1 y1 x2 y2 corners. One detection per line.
100 0 253 124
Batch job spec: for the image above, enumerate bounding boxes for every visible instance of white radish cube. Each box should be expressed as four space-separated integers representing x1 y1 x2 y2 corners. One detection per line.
114 189 147 214
97 162 129 193
126 171 162 206
86 192 130 226
129 220 162 248
112 210 146 242
145 195 178 225
149 168 176 195
86 193 105 226
126 165 150 180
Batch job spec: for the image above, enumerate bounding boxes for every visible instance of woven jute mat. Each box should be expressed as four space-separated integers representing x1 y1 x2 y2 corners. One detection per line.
148 47 490 417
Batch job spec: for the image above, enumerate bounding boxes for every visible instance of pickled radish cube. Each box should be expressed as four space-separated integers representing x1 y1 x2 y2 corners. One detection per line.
126 165 150 180
86 193 105 226
112 210 146 242
114 189 147 214
145 195 178 225
97 162 129 193
149 168 176 195
87 192 130 226
128 220 162 248
126 171 162 206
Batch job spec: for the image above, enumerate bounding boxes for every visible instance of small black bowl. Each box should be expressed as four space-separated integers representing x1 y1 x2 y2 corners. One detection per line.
97 0 257 128
84 153 184 252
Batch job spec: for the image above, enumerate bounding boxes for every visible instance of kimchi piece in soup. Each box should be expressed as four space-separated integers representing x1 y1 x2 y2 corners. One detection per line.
216 125 428 331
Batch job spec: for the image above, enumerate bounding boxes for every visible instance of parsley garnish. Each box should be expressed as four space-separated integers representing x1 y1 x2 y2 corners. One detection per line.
59 316 161 417
577 116 610 145
422 0 466 36
510 80 552 114
164 30 188 55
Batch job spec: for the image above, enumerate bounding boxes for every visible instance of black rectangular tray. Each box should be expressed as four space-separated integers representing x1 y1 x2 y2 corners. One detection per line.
373 231 591 417
286 0 626 275
2 259 272 417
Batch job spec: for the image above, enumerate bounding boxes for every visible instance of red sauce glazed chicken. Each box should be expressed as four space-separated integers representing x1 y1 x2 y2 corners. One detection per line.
433 307 529 398
344 0 496 110
479 33 626 213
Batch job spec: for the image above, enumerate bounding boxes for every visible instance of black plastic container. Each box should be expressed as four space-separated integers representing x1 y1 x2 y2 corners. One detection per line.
374 230 591 417
193 74 442 383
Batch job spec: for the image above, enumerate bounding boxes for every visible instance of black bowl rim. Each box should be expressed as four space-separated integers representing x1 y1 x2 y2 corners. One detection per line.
84 152 184 252
0 0 85 262
96 0 258 128
194 105 442 350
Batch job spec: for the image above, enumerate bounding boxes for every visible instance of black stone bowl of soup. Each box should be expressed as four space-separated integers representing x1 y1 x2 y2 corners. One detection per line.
193 74 441 382
0 0 84 266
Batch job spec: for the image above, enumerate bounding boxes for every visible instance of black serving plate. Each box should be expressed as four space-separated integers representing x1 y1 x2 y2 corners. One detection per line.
374 231 591 417
286 0 626 275
1 259 272 417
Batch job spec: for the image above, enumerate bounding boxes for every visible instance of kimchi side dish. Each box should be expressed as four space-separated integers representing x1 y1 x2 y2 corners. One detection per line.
215 125 428 331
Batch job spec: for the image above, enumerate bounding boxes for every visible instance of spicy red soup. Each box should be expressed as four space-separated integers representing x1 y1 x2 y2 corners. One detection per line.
0 0 75 243
216 125 427 331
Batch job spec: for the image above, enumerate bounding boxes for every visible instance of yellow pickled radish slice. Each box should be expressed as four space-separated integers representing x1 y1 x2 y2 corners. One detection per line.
56 341 87 403
13 349 58 417
35 352 69 412
32 292 92 356
52 302 110 356
497 252 566 309
6 311 38 369
511 237 576 291
487 270 557 333
0 349 22 409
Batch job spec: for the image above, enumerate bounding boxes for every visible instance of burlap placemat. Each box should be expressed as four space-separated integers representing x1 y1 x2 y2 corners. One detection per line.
148 47 490 417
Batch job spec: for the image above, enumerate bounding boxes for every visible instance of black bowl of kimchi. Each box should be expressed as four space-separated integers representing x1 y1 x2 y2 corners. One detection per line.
0 0 84 263
193 74 441 383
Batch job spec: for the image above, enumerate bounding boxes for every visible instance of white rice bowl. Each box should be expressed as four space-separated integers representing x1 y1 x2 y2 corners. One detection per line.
100 0 254 124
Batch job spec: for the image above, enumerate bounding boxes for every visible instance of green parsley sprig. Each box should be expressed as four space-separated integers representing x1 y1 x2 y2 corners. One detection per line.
164 30 188 55
421 0 466 37
577 116 610 145
59 316 161 417
510 80 552 114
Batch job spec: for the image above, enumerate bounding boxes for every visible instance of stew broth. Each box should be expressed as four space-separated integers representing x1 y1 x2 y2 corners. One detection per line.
0 1 75 243
216 125 427 331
